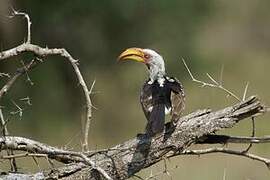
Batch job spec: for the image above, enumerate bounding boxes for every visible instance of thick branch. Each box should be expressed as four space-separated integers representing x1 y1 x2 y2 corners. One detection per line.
0 136 112 179
0 96 266 179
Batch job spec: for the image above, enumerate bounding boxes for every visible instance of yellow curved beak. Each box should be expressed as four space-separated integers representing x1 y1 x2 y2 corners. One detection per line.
118 48 145 63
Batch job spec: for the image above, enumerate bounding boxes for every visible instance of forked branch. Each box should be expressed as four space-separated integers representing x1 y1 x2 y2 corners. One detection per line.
0 96 267 179
182 58 241 101
1 10 93 152
0 9 269 180
0 10 106 179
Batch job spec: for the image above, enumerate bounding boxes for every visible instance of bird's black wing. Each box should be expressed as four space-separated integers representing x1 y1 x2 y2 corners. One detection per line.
169 77 185 123
140 80 165 135
140 81 153 121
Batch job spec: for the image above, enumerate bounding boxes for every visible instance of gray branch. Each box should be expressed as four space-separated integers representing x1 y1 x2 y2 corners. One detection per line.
181 147 270 168
0 96 266 179
0 41 93 152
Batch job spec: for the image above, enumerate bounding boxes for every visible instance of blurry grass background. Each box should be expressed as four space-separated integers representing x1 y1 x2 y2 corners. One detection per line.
0 0 270 179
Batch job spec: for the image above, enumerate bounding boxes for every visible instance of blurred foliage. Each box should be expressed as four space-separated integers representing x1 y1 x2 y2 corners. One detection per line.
0 0 270 179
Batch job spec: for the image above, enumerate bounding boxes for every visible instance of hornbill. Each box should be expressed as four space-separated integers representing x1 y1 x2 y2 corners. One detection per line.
118 48 185 136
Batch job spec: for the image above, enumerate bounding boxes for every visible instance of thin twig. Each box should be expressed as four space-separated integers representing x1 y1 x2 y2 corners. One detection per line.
88 79 98 109
20 60 34 85
162 157 172 180
144 165 179 180
206 73 219 85
0 109 17 171
32 156 41 171
82 79 96 151
0 72 10 78
89 79 96 95
20 96 32 106
219 64 224 85
0 153 47 160
10 8 31 44
241 81 254 153
182 58 241 101
0 58 39 99
243 117 255 153
69 60 93 152
223 168 226 180
242 82 249 101
181 147 270 169
45 156 55 170
0 108 8 135
10 100 23 119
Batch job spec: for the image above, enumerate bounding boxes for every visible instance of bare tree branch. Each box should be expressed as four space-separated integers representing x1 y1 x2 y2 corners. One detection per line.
182 58 241 101
181 58 265 164
181 147 270 169
0 108 8 135
1 10 93 152
0 58 39 99
242 82 249 101
0 108 18 172
10 8 32 44
0 10 103 178
243 117 255 152
0 152 48 160
0 72 10 78
0 96 267 179
82 79 96 151
1 10 269 180
0 136 112 179
0 43 93 151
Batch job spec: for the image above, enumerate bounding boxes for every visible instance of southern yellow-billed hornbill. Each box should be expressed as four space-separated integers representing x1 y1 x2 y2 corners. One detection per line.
118 48 185 136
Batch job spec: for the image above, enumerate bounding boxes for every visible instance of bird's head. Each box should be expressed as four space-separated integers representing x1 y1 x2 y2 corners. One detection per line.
118 47 166 80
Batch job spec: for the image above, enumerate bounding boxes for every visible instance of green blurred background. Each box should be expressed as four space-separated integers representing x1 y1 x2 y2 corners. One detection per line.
1 0 270 179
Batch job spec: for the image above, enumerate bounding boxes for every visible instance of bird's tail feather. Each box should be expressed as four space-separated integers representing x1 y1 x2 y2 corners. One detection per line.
146 104 165 136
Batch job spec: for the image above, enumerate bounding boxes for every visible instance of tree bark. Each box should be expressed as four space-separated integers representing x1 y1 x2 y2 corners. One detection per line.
0 96 265 180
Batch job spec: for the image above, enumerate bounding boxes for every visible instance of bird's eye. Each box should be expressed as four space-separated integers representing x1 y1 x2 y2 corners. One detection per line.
144 54 150 59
